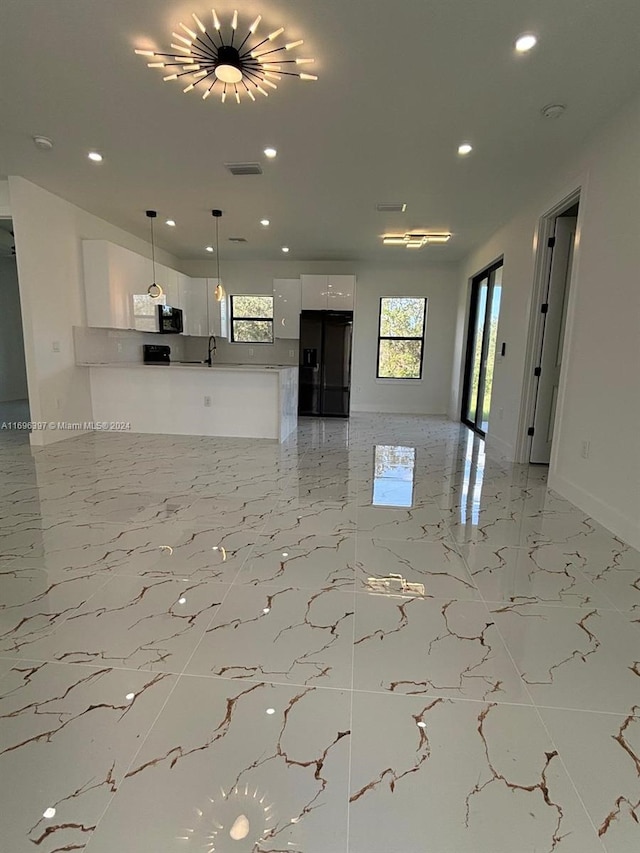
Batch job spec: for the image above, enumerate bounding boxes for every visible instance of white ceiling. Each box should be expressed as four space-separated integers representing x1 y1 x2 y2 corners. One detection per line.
1 0 639 262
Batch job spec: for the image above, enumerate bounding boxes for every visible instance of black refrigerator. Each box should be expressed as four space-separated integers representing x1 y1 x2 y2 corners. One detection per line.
298 311 353 417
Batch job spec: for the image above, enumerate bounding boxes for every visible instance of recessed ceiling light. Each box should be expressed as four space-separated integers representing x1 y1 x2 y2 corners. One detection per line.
266 708 276 715
281 246 290 253
125 692 135 701
42 808 56 820
515 33 537 53
264 147 277 159
260 219 270 227
541 103 566 119
166 219 176 227
458 143 473 156
88 151 103 162
33 135 54 151
178 597 187 604
206 246 214 252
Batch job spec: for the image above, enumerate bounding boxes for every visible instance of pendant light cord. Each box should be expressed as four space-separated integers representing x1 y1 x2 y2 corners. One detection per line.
150 216 157 284
216 215 221 282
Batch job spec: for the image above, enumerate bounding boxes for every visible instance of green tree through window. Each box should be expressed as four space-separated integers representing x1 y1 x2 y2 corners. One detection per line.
377 297 427 378
230 295 274 343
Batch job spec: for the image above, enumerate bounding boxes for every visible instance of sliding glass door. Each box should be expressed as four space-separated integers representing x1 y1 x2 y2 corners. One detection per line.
462 262 502 436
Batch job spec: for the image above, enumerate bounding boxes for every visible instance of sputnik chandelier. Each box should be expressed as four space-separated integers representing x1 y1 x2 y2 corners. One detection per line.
135 9 317 103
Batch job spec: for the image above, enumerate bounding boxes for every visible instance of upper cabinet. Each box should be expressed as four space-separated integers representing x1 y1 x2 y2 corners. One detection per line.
83 240 154 330
300 274 355 311
157 265 180 308
300 275 328 311
83 240 223 336
327 275 356 309
179 277 226 337
179 276 207 337
273 278 302 338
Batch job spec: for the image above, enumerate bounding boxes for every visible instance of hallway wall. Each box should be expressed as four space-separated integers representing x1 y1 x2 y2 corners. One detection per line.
450 93 640 548
0 256 28 402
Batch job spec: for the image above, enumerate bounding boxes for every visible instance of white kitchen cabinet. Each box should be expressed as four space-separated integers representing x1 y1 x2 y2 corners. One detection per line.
83 240 229 338
83 240 152 329
180 276 208 337
327 275 355 310
301 275 328 310
273 278 301 338
157 264 179 307
300 274 355 311
178 277 225 338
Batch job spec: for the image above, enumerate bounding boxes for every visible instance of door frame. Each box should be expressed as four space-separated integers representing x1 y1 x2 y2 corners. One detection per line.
515 187 583 465
461 257 503 437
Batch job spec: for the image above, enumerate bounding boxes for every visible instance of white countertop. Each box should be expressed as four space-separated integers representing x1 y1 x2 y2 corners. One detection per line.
79 362 296 372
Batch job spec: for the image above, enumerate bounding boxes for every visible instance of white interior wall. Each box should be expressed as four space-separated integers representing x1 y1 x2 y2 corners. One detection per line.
8 177 179 445
0 256 29 402
450 93 640 548
181 259 460 415
350 263 459 414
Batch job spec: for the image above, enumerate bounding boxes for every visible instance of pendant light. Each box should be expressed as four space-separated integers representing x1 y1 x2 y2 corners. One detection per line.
146 210 163 298
212 209 226 301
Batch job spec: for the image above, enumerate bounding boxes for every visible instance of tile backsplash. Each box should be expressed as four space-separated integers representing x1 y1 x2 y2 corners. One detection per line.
73 326 186 364
74 326 298 367
183 336 299 366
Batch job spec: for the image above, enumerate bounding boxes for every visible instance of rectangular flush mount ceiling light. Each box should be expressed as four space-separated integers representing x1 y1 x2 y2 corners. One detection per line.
382 232 452 248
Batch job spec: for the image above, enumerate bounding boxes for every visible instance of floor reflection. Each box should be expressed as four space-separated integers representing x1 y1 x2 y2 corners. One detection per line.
372 445 416 507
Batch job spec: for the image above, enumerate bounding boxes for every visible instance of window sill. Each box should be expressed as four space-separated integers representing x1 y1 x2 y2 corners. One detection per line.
375 377 423 385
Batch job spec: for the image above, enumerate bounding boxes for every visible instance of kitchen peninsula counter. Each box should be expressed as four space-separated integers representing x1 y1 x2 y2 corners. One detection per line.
84 362 297 441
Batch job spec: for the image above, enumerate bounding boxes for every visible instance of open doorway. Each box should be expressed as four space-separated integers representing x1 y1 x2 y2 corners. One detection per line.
461 259 503 437
0 219 30 427
517 192 581 465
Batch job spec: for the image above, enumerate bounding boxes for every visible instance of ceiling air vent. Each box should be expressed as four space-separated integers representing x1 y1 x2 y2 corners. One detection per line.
228 237 248 243
376 202 407 213
225 162 263 176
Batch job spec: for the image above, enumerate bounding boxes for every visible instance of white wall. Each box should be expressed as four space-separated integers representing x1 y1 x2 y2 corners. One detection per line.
181 259 460 415
450 93 640 549
0 182 10 217
8 177 179 445
350 264 459 414
0 256 29 401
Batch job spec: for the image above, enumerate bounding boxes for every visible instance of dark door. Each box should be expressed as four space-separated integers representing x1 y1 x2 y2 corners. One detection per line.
462 262 503 436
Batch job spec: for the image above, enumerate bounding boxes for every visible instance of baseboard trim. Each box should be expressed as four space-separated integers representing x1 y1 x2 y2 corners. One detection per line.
548 471 640 551
350 404 447 415
29 428 91 447
485 431 515 462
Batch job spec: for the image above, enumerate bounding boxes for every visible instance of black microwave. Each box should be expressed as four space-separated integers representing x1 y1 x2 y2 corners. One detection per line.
158 305 183 334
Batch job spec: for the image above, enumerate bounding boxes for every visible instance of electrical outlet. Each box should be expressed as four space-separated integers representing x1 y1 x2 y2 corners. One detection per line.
248 348 254 356
498 407 504 420
580 440 590 459
117 343 123 353
204 396 212 407
52 341 60 353
289 350 295 358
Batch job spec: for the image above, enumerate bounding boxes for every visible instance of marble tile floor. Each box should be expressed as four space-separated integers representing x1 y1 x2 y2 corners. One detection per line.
0 415 638 853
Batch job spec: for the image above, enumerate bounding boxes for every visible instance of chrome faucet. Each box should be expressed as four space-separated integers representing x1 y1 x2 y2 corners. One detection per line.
206 335 217 366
